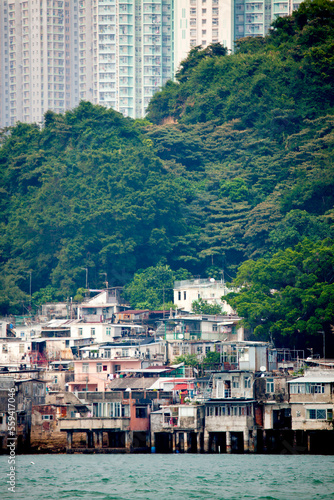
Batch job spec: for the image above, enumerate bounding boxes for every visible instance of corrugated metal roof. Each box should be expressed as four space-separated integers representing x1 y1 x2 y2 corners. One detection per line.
288 375 334 383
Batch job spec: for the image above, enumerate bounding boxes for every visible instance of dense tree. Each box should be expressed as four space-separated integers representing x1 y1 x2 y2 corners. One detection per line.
123 264 192 310
192 298 225 315
1 0 334 338
225 239 334 356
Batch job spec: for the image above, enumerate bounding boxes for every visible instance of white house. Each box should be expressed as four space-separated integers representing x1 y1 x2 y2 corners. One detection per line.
173 278 236 314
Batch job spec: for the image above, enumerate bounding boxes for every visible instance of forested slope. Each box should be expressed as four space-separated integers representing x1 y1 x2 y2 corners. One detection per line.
0 0 333 356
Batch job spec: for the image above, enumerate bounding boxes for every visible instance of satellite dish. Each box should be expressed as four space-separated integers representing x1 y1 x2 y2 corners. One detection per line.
260 366 266 372
179 333 184 339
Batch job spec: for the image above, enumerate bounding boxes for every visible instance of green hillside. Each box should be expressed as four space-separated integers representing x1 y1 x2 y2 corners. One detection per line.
0 0 333 353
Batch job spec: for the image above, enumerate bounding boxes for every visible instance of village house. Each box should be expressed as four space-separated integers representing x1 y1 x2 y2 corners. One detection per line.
68 357 143 392
58 389 172 453
287 369 334 453
0 376 46 453
150 403 205 453
77 288 127 322
173 278 236 314
31 391 89 452
160 313 244 343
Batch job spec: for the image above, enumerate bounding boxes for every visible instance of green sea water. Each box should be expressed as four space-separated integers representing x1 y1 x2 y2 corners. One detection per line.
0 454 333 500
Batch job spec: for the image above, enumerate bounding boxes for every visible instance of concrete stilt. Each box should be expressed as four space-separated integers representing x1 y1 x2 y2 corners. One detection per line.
67 431 73 449
226 431 231 454
197 432 201 453
243 429 249 453
263 430 267 453
203 429 210 453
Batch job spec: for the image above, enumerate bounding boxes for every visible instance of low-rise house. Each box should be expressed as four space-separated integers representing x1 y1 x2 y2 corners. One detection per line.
161 314 244 343
58 389 168 452
151 403 205 453
77 288 126 323
204 399 256 453
173 278 236 314
288 370 334 433
0 376 46 453
31 391 89 452
71 322 146 343
68 357 143 392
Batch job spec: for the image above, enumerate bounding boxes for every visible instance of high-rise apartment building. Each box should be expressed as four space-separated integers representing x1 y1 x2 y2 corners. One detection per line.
234 0 303 42
78 0 174 118
174 0 233 70
0 0 80 128
0 0 303 127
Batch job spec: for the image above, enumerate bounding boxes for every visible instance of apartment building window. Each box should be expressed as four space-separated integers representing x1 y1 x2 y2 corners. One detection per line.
307 409 328 420
232 376 239 389
91 327 95 336
96 363 102 372
266 378 274 393
106 327 111 336
178 291 181 300
184 291 186 300
82 363 89 373
78 328 82 336
136 407 147 418
244 377 251 389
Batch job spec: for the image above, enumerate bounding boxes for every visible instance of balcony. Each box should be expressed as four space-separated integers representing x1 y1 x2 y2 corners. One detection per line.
59 417 130 431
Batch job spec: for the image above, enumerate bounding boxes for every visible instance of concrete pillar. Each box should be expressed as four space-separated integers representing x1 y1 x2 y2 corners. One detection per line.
184 432 190 453
250 429 257 453
125 431 133 452
243 429 249 453
307 433 311 453
146 431 151 450
172 432 176 453
67 431 73 449
95 430 103 448
293 430 297 452
203 429 210 453
263 431 267 453
197 432 201 453
87 431 94 448
151 432 155 451
226 431 231 454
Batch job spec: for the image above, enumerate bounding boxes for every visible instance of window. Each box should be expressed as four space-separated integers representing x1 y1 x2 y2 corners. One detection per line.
244 377 251 389
232 376 239 389
184 291 186 300
96 363 102 372
136 407 147 418
91 327 95 336
307 409 328 420
82 363 88 373
212 324 218 332
306 383 325 394
266 378 274 393
42 415 54 420
290 383 305 394
78 328 82 336
178 291 181 300
106 327 111 336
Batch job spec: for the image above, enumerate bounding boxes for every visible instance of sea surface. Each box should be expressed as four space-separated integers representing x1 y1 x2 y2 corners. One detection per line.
0 454 333 500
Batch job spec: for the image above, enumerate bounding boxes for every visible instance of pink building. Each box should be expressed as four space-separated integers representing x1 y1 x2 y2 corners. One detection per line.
68 358 143 392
